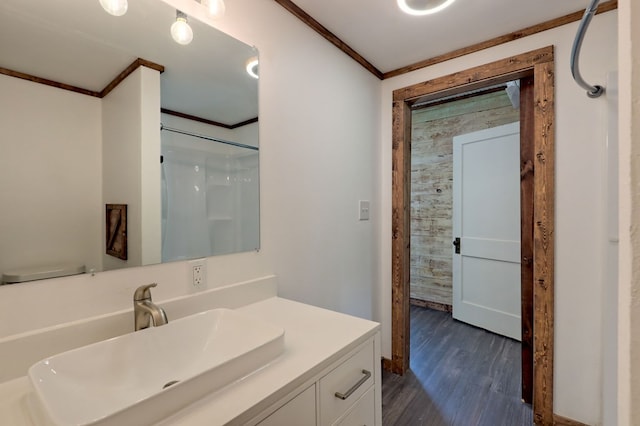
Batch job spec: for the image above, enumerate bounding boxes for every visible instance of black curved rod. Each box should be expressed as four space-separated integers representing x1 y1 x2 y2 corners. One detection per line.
160 124 259 151
570 0 605 98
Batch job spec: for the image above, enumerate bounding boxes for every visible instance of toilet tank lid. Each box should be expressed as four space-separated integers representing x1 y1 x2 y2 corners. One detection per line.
2 264 86 284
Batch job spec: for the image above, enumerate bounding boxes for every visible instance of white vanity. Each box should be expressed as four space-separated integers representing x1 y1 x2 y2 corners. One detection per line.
0 276 381 425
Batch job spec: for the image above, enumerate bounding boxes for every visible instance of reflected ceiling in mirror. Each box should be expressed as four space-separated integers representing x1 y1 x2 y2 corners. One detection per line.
1 0 258 124
0 0 259 283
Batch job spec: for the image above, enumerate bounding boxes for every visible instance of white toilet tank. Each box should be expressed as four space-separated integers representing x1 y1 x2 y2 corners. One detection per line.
1 264 86 284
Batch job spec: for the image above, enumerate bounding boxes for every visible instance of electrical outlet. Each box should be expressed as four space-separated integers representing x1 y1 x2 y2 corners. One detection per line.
188 259 207 289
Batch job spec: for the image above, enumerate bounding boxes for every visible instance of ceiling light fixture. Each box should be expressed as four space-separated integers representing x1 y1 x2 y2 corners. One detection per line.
246 57 259 79
98 0 128 16
397 0 456 16
171 11 194 45
201 0 226 19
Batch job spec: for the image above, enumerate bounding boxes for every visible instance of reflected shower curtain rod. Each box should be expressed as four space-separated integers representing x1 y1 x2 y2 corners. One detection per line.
160 123 259 151
570 0 605 98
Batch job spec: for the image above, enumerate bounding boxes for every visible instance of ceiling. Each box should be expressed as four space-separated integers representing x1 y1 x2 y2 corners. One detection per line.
286 0 597 74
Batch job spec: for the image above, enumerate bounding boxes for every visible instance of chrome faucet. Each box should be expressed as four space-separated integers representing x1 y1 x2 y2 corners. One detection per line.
133 283 168 331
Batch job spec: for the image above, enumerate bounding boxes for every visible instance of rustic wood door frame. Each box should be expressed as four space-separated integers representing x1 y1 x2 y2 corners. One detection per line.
390 46 555 425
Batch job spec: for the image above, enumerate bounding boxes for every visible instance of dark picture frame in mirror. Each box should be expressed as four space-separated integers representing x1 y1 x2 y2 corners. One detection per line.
106 204 128 260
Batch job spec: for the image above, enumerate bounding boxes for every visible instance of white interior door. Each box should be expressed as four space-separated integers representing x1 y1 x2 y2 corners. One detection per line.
452 122 521 340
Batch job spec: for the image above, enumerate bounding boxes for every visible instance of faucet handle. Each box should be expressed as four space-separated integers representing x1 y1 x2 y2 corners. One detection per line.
133 283 158 301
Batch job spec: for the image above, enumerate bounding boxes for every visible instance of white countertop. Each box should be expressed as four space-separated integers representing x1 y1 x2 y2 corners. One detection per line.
0 297 380 426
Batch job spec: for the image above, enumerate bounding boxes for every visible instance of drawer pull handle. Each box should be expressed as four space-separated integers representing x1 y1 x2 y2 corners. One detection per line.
334 369 371 400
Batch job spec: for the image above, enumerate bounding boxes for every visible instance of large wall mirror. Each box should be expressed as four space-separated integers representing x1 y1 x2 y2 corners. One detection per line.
0 0 259 284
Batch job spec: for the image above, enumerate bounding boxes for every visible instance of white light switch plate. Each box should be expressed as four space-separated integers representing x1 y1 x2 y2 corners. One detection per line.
359 200 370 221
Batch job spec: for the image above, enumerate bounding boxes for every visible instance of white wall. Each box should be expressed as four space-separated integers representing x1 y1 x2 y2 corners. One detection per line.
0 0 379 344
603 71 619 426
617 0 640 425
378 12 617 425
0 75 102 278
140 67 163 266
102 68 141 269
102 66 162 270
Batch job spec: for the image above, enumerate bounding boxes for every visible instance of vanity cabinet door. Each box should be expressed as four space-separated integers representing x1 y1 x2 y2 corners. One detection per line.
254 335 379 426
333 387 375 426
257 384 316 426
319 340 375 426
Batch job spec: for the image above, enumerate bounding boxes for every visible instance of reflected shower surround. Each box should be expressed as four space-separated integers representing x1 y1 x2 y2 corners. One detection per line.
161 131 259 261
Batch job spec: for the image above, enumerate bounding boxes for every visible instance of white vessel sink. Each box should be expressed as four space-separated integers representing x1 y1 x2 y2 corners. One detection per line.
28 308 285 426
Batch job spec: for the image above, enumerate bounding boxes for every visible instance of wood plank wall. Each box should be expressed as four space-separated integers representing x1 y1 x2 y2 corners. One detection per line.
410 90 520 306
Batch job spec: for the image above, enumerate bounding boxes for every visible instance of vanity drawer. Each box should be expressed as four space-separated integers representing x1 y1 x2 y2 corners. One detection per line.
257 384 316 426
319 339 375 426
333 386 375 426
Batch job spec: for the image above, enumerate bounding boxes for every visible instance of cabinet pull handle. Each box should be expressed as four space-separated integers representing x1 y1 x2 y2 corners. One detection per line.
334 369 371 400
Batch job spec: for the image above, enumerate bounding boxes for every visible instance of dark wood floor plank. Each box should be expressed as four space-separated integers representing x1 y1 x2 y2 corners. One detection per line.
382 306 533 425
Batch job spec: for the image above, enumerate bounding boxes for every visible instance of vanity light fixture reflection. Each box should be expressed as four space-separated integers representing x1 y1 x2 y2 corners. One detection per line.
99 0 128 16
202 0 226 19
171 10 194 45
397 0 456 16
246 57 259 79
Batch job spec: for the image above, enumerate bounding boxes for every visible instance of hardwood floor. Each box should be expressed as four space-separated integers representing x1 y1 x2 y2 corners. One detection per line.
382 305 533 426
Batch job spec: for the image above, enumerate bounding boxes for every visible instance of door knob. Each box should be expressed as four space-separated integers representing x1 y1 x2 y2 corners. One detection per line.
453 237 461 254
